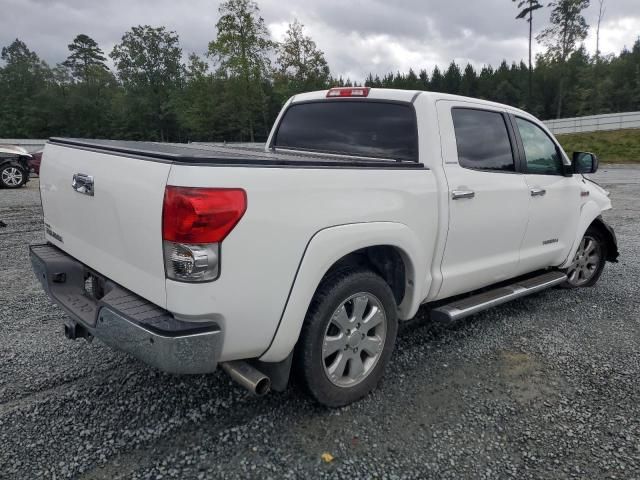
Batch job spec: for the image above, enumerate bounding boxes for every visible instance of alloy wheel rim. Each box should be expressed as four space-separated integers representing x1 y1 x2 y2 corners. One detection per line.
1 167 23 186
566 235 601 286
322 292 387 387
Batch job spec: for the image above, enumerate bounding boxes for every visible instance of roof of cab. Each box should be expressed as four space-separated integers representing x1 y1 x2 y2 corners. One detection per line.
291 88 418 103
290 88 534 121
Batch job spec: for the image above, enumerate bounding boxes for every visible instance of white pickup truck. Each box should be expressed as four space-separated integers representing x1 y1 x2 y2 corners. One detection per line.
31 87 618 406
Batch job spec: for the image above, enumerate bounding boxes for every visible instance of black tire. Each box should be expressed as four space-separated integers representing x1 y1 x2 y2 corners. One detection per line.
561 226 607 288
295 268 398 407
0 163 28 189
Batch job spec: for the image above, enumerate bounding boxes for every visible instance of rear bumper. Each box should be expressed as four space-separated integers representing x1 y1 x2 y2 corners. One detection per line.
30 243 222 374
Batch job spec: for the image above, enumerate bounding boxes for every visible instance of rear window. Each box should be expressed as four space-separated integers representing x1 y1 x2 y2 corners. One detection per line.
452 108 515 172
273 101 418 162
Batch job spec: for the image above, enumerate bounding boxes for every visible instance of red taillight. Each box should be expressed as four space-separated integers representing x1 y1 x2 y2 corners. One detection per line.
162 186 247 244
326 87 370 98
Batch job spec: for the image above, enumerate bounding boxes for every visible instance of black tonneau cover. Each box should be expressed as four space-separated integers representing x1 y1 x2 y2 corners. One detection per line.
49 138 424 169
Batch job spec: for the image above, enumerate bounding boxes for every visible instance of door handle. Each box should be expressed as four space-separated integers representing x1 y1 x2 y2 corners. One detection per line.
451 190 475 200
530 187 546 197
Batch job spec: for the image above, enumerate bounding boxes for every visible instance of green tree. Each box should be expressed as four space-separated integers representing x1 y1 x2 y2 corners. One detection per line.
512 0 544 108
490 60 524 106
208 0 274 141
537 0 590 118
57 34 118 137
0 39 52 137
62 34 108 81
405 68 423 90
110 25 184 141
429 66 444 92
418 69 429 89
365 72 382 87
477 65 496 100
460 63 479 97
443 62 462 94
276 19 330 94
65 67 118 137
605 42 640 112
176 54 241 141
562 46 592 115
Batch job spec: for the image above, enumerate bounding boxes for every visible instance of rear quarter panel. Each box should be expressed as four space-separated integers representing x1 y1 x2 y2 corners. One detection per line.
166 165 438 361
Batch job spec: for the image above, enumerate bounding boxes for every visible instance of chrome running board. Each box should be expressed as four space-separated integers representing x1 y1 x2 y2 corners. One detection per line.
431 271 567 323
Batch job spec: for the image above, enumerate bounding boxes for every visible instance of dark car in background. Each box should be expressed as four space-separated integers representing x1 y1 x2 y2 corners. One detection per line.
0 145 32 188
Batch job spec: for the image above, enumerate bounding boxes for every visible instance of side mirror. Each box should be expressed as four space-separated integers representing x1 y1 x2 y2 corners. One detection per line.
572 151 599 174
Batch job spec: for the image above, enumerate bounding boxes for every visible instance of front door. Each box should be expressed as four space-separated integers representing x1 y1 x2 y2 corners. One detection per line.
512 116 583 273
436 102 531 300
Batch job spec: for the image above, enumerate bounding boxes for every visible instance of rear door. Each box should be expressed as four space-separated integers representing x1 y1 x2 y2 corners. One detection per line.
40 143 171 308
511 116 582 272
436 102 530 300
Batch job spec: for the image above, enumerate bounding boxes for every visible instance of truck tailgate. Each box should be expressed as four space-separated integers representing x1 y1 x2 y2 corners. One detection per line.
40 143 170 308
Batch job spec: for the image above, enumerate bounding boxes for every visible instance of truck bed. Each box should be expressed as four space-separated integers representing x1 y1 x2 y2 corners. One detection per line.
49 138 424 169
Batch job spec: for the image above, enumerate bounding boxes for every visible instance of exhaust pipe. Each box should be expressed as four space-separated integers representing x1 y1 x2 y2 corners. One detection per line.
221 361 271 396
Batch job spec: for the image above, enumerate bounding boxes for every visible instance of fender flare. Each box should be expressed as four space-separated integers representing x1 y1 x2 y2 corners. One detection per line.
0 158 28 170
559 200 614 268
259 222 428 363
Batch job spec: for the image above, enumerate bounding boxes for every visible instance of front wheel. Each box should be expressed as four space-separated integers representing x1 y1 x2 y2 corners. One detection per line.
562 227 607 288
0 164 27 188
295 268 398 407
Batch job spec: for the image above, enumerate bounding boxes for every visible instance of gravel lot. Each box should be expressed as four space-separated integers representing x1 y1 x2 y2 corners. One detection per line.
1 167 639 479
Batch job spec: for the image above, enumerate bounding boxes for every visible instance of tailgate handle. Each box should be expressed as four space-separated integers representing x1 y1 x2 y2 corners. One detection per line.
72 173 94 196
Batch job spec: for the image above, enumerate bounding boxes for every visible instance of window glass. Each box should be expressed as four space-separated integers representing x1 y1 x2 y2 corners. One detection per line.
451 108 515 172
516 117 564 175
274 101 418 162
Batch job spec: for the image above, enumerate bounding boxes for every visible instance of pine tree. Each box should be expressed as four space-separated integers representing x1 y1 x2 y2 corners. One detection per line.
443 62 462 94
63 34 108 81
460 64 478 97
430 66 444 92
512 0 544 108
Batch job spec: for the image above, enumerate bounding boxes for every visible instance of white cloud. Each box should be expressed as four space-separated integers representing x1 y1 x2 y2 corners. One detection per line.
584 16 640 56
1 0 638 81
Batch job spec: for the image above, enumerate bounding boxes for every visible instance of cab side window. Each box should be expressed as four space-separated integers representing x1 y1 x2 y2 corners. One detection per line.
515 117 564 175
452 108 515 172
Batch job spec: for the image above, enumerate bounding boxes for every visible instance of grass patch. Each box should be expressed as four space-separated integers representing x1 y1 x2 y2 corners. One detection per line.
556 128 640 163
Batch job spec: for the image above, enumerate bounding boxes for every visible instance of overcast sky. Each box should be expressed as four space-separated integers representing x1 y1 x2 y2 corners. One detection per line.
2 0 639 81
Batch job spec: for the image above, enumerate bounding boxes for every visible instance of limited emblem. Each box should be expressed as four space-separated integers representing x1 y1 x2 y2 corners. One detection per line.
44 222 64 243
72 173 94 196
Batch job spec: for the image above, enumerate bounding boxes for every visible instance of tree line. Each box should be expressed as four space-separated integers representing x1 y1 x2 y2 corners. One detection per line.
0 0 638 143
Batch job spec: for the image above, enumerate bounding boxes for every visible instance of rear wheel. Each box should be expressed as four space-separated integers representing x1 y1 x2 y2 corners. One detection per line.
0 164 27 188
562 227 607 288
295 268 398 407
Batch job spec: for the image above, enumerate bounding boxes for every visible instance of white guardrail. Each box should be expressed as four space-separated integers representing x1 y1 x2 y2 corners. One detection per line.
543 111 640 135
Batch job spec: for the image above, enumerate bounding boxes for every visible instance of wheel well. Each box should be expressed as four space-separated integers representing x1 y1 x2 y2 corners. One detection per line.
323 245 407 306
589 217 619 262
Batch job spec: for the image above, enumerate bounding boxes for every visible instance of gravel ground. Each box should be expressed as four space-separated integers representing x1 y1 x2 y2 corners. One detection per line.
1 167 639 479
